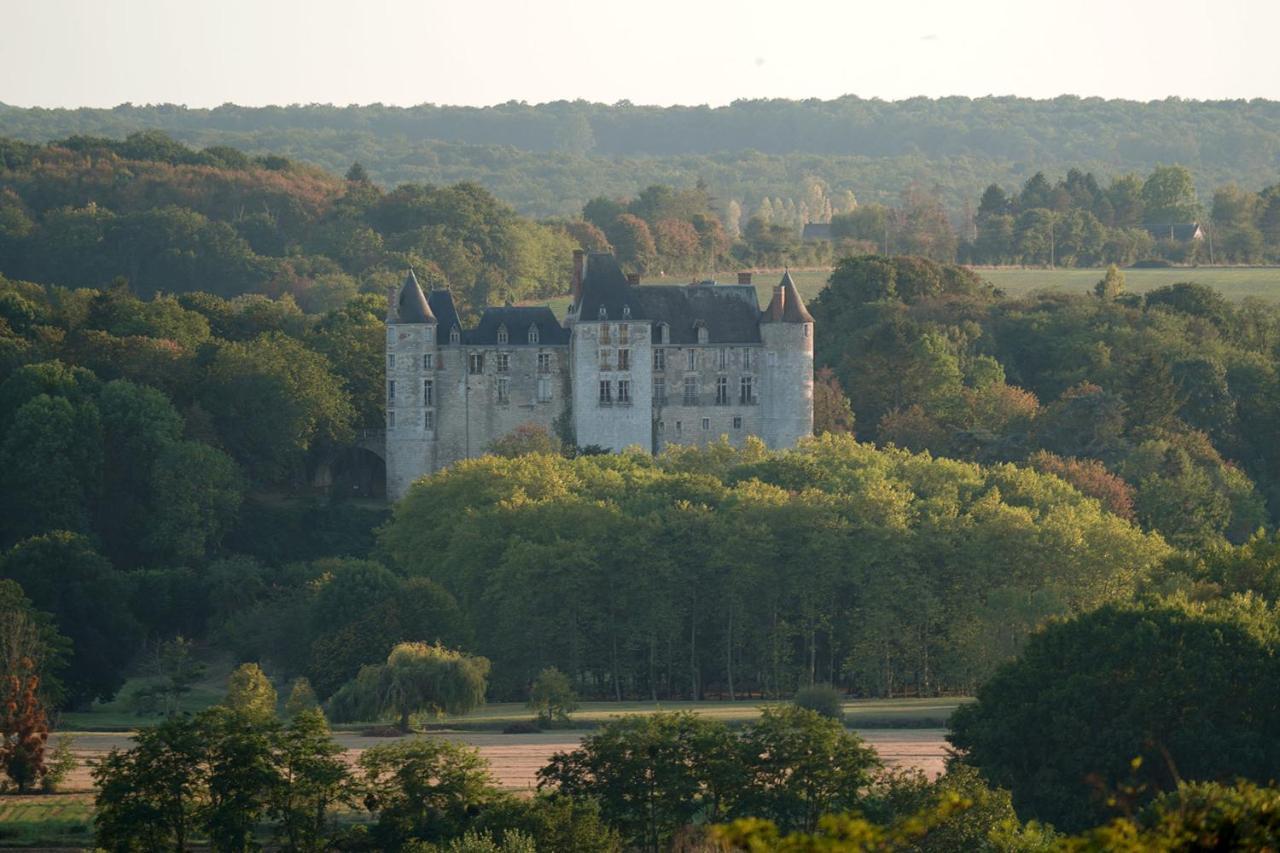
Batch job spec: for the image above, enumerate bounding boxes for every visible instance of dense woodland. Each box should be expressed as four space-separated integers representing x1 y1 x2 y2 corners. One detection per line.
4 132 1280 846
4 97 1280 217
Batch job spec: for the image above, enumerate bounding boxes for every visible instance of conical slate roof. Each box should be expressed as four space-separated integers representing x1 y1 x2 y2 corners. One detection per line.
396 269 435 324
762 270 814 323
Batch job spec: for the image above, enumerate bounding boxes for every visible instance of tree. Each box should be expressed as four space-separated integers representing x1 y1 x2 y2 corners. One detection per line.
93 715 209 852
527 666 578 725
285 677 320 718
270 708 352 851
0 655 48 793
359 738 502 845
130 636 207 717
327 642 490 731
1 532 142 707
812 367 855 435
949 605 1280 831
607 214 657 272
0 394 102 541
0 580 69 708
345 161 370 183
737 706 881 833
225 662 278 722
1142 165 1200 224
143 440 244 562
201 708 278 853
1077 780 1280 851
487 423 565 458
1094 264 1125 300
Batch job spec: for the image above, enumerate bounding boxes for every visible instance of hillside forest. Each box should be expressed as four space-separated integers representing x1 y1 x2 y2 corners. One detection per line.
4 129 1280 846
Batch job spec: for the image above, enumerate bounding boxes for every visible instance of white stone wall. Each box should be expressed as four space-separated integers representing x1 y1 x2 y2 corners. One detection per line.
385 322 439 500
652 343 764 451
572 320 653 452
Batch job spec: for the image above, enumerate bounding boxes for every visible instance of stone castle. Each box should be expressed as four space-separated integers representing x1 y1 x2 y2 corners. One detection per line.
384 251 814 499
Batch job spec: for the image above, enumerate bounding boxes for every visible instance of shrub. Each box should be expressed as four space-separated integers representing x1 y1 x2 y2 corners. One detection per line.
527 666 578 726
503 721 541 735
40 735 76 793
793 683 844 721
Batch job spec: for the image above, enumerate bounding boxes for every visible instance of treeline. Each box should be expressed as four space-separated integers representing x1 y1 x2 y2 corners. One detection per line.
0 133 574 312
375 439 1167 700
4 97 1280 216
814 255 1280 547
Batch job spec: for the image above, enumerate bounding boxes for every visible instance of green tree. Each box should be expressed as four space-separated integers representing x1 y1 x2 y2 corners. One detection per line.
327 642 489 731
1094 264 1125 300
130 636 206 717
225 662 278 722
0 579 69 707
0 394 102 541
949 605 1280 831
527 666 578 725
284 677 321 718
1142 165 1200 224
270 708 351 851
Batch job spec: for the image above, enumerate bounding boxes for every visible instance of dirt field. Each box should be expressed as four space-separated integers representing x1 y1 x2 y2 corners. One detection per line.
57 727 950 793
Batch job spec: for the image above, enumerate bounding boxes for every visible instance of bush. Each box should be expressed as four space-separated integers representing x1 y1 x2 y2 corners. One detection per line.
40 735 77 793
503 721 541 735
793 683 844 721
527 666 578 725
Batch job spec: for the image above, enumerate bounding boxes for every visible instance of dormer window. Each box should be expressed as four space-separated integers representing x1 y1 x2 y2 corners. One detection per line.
623 304 631 318
696 323 709 345
450 327 460 344
598 306 607 320
497 324 508 345
658 323 670 345
528 325 539 344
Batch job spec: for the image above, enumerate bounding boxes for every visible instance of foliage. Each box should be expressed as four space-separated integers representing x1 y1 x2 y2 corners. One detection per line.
224 662 277 722
527 666 578 725
486 423 565 458
39 735 76 794
948 604 1280 831
0 579 69 707
326 642 490 730
0 656 48 793
792 683 844 720
129 636 206 717
284 677 320 718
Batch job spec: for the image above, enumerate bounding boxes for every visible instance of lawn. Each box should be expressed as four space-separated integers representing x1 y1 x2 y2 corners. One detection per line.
522 265 1280 315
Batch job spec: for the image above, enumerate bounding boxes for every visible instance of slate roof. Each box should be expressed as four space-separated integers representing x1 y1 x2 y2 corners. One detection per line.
426 290 462 337
576 252 764 344
396 269 435 324
762 271 814 324
466 306 570 346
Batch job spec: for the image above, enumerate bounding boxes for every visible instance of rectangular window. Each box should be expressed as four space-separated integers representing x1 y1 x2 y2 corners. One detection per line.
537 376 552 402
716 376 729 405
600 325 611 345
768 352 778 367
423 380 434 406
599 380 612 405
658 420 665 433
653 348 665 371
469 353 484 374
423 353 434 370
497 353 510 373
742 349 753 371
388 380 396 402
733 416 742 430
740 376 754 404
617 379 631 403
537 352 552 374
686 349 696 371
599 348 612 370
619 324 629 345
683 376 697 405
718 348 727 370
701 417 710 431
675 420 682 435
654 378 666 405
388 353 396 369
425 410 434 430
424 327 433 343
497 377 509 404
388 410 396 429
618 349 630 371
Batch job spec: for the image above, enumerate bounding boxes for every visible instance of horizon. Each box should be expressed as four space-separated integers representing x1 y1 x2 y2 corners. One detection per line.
5 0 1279 110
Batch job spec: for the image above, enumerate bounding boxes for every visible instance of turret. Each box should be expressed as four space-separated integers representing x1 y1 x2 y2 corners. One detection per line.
759 271 814 448
385 269 438 500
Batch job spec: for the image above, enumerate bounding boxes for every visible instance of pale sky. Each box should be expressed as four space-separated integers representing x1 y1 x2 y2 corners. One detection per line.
4 0 1280 108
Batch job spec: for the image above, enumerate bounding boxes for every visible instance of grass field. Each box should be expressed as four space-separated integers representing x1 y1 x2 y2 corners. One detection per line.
0 795 95 847
523 265 1280 315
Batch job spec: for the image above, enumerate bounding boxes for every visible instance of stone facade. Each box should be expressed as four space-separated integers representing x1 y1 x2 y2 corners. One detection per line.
385 253 814 500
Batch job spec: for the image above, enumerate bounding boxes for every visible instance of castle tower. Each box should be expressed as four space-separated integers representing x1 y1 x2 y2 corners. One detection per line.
759 271 815 449
385 269 438 500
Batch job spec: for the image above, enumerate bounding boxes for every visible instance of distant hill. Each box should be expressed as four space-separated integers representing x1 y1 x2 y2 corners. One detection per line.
2 97 1278 216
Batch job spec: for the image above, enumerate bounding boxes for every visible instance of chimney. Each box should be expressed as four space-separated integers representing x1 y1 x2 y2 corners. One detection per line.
572 250 585 304
386 285 399 323
626 272 641 285
737 271 753 285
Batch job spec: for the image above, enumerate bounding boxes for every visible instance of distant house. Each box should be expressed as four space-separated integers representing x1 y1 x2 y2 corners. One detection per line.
1142 223 1205 242
802 223 832 242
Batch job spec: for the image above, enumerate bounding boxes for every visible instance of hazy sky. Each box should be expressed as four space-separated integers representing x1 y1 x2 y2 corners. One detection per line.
5 0 1280 108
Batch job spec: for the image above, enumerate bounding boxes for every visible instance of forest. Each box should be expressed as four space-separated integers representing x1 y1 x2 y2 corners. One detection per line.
3 96 1280 217
4 133 1280 849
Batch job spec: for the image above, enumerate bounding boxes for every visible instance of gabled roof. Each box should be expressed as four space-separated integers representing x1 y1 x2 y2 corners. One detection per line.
576 252 632 321
466 306 570 346
1142 222 1204 241
396 269 435 324
762 271 814 324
